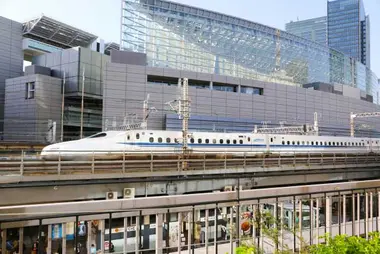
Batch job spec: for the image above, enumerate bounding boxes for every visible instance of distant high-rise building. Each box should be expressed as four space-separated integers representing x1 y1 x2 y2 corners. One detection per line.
285 17 327 45
328 0 370 67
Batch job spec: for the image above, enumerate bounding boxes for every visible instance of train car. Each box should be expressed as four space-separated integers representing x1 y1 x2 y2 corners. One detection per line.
40 129 380 160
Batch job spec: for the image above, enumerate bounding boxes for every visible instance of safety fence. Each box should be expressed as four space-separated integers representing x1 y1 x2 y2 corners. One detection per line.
0 151 380 177
1 179 380 253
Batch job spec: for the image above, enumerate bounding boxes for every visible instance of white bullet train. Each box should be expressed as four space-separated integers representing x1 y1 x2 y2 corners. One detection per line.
40 129 380 160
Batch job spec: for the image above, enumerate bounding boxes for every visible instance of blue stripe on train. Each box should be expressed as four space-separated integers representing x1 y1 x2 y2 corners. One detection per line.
116 142 358 148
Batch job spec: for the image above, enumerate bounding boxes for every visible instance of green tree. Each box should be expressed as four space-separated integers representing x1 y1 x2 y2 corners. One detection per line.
234 209 380 253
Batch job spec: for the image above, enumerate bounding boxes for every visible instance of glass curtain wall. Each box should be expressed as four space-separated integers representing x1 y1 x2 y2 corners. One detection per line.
121 0 379 103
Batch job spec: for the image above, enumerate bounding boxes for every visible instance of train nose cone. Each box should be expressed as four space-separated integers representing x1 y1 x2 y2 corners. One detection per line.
40 144 61 160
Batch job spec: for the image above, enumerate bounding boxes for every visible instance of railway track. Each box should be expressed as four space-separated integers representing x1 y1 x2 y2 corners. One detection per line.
0 152 379 176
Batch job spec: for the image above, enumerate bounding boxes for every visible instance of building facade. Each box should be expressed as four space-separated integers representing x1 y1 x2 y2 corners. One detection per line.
121 0 378 103
103 58 380 137
0 16 23 134
32 47 109 140
4 69 62 142
327 0 370 67
285 17 327 45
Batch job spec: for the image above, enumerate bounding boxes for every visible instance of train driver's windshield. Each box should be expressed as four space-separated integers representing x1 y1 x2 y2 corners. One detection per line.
87 132 107 138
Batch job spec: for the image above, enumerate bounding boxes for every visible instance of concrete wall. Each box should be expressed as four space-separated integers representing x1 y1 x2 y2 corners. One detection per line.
4 74 62 142
103 63 380 137
0 16 23 132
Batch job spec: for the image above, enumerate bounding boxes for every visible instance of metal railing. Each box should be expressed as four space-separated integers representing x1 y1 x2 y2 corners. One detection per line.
0 150 379 176
2 179 380 253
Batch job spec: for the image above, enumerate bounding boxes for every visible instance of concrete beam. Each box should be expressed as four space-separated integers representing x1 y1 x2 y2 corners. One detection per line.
1 179 380 222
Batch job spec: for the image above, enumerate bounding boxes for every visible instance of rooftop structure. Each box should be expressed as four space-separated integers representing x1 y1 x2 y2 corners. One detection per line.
104 42 120 56
22 15 98 49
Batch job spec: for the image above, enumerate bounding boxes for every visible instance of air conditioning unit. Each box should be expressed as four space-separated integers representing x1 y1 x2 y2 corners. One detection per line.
106 192 118 200
123 188 135 199
224 186 233 192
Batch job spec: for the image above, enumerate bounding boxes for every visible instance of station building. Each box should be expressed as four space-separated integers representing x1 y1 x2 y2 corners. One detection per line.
103 0 380 136
1 0 380 142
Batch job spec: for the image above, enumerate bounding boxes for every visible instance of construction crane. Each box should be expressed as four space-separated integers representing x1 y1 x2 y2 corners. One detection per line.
350 112 380 137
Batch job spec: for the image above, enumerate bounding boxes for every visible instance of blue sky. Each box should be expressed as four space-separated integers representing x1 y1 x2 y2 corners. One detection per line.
1 0 379 77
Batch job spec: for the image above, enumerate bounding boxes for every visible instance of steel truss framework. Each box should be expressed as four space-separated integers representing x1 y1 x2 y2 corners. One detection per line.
121 0 379 101
23 15 98 49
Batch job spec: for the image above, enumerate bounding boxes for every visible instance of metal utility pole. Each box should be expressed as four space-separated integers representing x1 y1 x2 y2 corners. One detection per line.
180 78 190 153
80 67 85 139
350 112 380 137
142 94 156 129
61 72 65 142
165 78 191 169
314 112 319 136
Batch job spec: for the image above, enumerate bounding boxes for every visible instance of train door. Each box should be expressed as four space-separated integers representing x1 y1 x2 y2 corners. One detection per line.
132 132 142 151
368 139 372 152
265 134 270 153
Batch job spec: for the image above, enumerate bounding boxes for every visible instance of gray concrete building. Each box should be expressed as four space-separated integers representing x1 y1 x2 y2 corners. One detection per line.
33 47 109 140
103 52 380 137
0 16 23 134
4 68 62 142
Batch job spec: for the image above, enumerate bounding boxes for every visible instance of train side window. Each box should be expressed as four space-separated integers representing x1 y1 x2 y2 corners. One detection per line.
341 142 343 146
316 141 318 145
220 139 224 144
248 137 251 142
158 137 163 143
344 142 347 146
333 142 335 146
233 140 237 144
270 138 273 143
166 137 171 143
205 139 209 144
297 141 300 145
329 142 331 146
175 138 179 143
302 141 305 145
149 137 154 143
213 139 217 144
227 139 230 144
190 138 194 143
291 141 294 145
198 138 202 144
136 133 140 139
287 141 290 145
127 135 130 140
282 141 285 145
307 141 310 145
311 141 314 145
367 141 370 144
239 140 243 144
